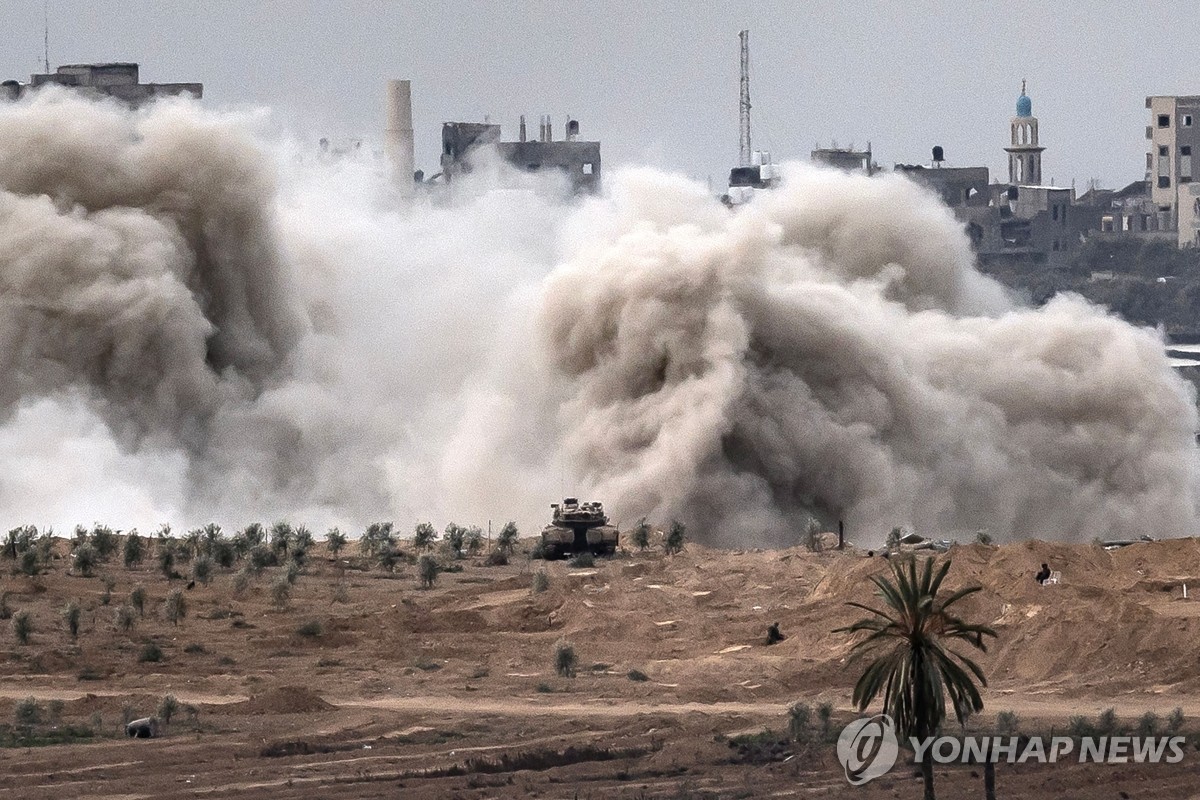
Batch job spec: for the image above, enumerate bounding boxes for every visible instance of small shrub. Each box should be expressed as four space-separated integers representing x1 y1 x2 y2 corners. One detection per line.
536 682 554 693
73 543 98 577
90 525 119 560
627 669 649 682
233 567 253 596
242 522 266 547
293 526 315 556
284 558 303 584
130 585 147 616
296 620 323 638
13 610 33 644
115 605 136 632
138 641 164 663
0 592 10 620
1137 711 1160 737
443 523 467 558
529 539 546 560
325 527 347 556
47 698 64 723
183 642 206 654
569 551 594 568
886 527 903 550
157 543 176 580
1068 715 1095 738
1097 707 1119 736
631 518 651 550
817 702 835 740
554 639 578 678
17 548 40 576
788 703 814 743
157 694 178 724
271 575 292 608
192 555 213 586
496 521 519 554
665 520 686 554
270 522 293 555
417 554 439 589
485 548 508 566
164 588 186 626
331 582 349 604
413 522 436 551
212 539 236 569
123 531 145 568
532 570 549 593
100 576 115 605
1168 706 1185 734
247 544 276 574
376 543 401 574
975 530 994 546
14 696 41 727
464 526 484 555
803 519 823 553
77 665 104 681
63 601 81 641
996 710 1020 735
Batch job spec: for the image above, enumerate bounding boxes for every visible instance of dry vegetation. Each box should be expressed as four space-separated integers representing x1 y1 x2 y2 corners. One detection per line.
3 523 1200 797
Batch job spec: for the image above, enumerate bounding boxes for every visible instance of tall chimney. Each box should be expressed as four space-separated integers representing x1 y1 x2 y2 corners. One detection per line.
545 116 552 142
519 114 527 143
384 79 415 198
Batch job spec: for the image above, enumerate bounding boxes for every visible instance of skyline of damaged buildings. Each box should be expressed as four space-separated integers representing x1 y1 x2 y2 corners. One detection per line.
2 61 1197 258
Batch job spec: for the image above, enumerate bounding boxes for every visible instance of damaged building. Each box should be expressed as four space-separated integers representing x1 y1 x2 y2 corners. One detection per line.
438 115 600 194
1 62 202 105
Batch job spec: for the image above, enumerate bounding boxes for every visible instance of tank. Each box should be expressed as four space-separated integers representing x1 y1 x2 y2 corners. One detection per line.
541 498 619 558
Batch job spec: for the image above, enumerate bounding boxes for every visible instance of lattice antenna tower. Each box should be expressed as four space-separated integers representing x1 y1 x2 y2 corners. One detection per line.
738 29 751 166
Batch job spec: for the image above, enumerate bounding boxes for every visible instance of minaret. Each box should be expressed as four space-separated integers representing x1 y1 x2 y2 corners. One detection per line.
1005 80 1044 185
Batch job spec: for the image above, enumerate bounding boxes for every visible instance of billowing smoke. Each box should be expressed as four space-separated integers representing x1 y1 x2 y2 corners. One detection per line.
537 168 1200 545
0 90 1196 546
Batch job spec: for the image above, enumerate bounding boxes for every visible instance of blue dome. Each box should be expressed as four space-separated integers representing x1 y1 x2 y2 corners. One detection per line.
1016 92 1032 118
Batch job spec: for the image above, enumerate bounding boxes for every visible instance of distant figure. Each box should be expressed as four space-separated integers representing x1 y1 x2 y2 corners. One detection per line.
1035 563 1051 585
766 622 786 645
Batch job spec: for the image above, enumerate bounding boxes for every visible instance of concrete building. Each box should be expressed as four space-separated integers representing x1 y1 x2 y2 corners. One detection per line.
893 161 990 209
811 145 876 174
1 63 201 105
438 116 600 194
1146 95 1200 234
1005 82 1044 185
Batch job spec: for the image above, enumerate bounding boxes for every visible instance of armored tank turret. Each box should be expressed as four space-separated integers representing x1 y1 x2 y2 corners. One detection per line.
540 498 619 558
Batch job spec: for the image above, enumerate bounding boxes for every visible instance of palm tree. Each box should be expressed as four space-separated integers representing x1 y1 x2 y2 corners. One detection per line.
835 557 996 800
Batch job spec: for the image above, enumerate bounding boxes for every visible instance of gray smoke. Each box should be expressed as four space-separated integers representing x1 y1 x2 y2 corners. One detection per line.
536 167 1200 545
0 91 1196 545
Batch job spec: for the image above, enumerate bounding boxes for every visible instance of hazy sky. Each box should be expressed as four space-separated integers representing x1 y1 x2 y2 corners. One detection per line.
2 1 1198 189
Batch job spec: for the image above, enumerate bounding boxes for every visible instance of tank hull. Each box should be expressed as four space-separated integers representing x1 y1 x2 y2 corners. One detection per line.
540 524 619 559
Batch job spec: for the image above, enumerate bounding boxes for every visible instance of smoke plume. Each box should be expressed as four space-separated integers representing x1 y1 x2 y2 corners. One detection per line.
0 90 1196 546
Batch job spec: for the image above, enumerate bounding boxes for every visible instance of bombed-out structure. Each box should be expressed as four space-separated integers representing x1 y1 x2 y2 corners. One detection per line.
1 63 202 105
438 116 601 194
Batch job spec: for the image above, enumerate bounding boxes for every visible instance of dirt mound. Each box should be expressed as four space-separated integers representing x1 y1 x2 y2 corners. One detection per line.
230 686 333 715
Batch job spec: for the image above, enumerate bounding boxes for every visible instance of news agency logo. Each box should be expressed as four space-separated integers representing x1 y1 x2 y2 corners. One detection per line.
836 715 1189 786
837 714 899 785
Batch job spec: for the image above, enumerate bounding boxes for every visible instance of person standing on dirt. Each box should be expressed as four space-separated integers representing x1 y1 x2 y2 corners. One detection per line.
1035 563 1051 585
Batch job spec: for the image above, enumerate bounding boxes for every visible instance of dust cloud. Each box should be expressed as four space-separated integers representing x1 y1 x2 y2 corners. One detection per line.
0 90 1195 546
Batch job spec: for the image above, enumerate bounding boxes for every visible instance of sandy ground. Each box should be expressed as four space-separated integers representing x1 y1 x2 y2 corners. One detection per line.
3 535 1200 798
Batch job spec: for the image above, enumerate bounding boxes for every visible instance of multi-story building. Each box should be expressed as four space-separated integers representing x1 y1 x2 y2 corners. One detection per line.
1146 95 1200 234
1 63 201 106
438 116 600 194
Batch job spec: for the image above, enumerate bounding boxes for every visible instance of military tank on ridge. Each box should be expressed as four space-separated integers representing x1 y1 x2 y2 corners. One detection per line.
541 498 619 558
